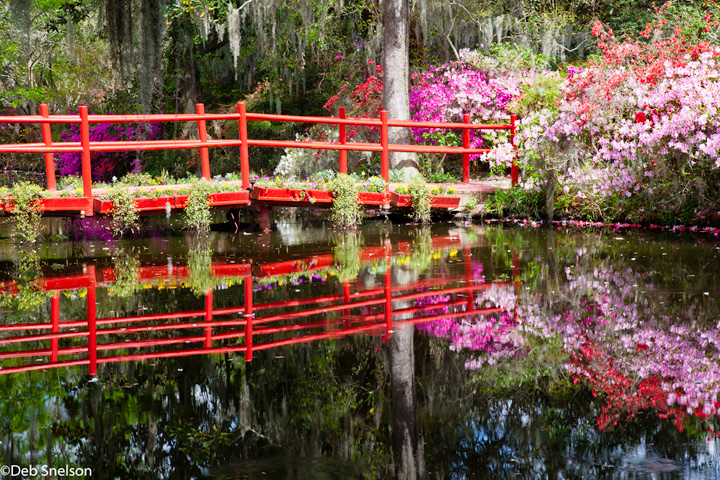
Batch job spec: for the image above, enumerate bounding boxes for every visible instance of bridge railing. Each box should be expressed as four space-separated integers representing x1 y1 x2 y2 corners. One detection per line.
0 103 518 200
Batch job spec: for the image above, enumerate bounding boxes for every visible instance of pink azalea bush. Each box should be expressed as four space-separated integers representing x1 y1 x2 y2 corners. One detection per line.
416 278 526 370
409 53 518 168
322 52 520 175
515 3 720 224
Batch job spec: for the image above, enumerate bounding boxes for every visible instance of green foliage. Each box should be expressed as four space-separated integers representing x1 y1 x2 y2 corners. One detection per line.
184 179 213 232
464 196 478 214
109 249 141 298
419 130 462 181
509 71 564 118
7 181 43 243
120 172 155 185
406 228 433 272
408 176 431 224
488 43 551 71
361 176 387 193
102 186 139 236
188 243 213 297
427 171 460 183
389 169 404 183
333 233 362 283
315 169 337 182
487 184 545 219
0 251 50 312
331 173 363 228
56 175 84 190
428 185 456 195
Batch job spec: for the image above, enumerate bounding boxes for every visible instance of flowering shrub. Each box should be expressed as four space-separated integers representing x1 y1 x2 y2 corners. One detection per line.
544 265 720 435
274 127 339 178
55 109 164 182
324 60 384 136
322 53 520 177
515 3 720 224
409 52 518 169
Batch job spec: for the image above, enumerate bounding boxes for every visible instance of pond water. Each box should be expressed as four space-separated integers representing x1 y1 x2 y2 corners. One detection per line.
0 218 719 479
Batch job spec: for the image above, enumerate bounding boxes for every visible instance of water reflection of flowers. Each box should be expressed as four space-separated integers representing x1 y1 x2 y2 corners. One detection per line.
416 284 523 369
256 270 335 291
525 265 720 436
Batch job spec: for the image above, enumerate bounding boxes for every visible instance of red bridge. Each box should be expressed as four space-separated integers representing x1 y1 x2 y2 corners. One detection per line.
0 103 518 217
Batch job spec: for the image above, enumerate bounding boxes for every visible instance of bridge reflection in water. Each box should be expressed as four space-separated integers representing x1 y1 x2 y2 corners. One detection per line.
0 235 520 376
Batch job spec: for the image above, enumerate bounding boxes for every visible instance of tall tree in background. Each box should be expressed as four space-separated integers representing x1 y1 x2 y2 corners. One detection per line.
383 0 420 180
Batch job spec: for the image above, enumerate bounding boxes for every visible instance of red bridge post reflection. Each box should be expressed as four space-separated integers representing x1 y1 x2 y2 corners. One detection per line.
0 238 520 376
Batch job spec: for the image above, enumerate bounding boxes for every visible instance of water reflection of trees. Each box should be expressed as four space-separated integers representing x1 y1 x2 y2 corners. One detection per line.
1 226 719 477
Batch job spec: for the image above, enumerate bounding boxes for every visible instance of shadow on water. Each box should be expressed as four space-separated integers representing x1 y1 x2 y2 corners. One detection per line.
0 221 719 478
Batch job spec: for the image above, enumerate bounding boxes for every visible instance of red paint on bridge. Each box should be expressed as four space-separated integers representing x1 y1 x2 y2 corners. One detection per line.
0 103 518 216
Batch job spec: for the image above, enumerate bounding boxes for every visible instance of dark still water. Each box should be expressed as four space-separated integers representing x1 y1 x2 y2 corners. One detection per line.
1 220 719 479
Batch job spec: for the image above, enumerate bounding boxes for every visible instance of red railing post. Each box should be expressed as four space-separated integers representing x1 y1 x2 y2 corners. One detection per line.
380 110 389 190
51 294 60 362
238 102 250 189
244 274 253 362
205 289 213 348
39 104 56 190
86 265 97 376
339 107 347 175
196 103 211 179
510 114 518 186
462 113 471 183
79 106 93 215
383 243 392 340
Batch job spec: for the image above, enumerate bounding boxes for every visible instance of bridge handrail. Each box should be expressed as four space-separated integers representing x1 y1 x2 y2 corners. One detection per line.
0 102 519 204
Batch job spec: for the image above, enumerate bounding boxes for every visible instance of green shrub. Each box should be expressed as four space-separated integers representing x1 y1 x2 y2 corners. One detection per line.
0 251 50 311
103 186 139 236
9 182 43 243
333 233 362 283
188 245 214 296
408 176 431 224
184 179 214 232
109 249 141 298
428 171 459 184
487 185 545 218
331 173 363 228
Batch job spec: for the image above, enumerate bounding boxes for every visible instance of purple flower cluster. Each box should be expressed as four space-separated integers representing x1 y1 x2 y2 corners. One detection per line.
55 108 164 182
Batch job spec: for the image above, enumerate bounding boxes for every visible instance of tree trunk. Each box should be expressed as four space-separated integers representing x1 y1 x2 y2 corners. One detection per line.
176 37 197 116
383 0 420 181
172 22 200 175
